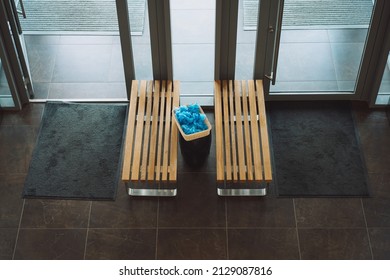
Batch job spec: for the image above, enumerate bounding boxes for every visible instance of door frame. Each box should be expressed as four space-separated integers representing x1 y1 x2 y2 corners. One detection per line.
253 0 387 103
0 0 31 110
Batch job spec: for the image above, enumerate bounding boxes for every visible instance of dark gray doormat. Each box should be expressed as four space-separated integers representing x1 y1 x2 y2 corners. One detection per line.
23 102 127 200
243 0 373 30
18 0 146 35
268 101 370 197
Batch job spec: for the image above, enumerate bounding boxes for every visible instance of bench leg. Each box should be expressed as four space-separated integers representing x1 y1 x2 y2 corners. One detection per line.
217 181 268 196
126 181 177 197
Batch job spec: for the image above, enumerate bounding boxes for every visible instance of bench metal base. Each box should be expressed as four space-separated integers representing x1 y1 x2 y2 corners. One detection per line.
217 188 266 196
217 182 268 196
128 188 177 197
126 182 177 197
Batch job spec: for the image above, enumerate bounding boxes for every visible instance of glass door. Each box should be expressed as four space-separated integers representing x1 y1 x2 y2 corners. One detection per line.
0 0 32 110
255 0 379 100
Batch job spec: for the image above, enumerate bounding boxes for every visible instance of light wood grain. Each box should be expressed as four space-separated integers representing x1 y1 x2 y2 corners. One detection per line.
256 80 272 182
214 80 225 182
248 80 263 181
147 81 161 181
121 80 139 182
241 80 253 180
131 80 147 181
222 80 232 180
155 81 166 181
234 80 246 181
162 81 172 181
140 81 153 180
229 80 238 181
169 81 180 181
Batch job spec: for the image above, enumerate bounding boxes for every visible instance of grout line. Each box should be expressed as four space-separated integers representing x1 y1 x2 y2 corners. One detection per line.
155 198 160 260
360 198 374 260
225 198 229 260
83 201 93 260
12 199 26 260
292 199 302 260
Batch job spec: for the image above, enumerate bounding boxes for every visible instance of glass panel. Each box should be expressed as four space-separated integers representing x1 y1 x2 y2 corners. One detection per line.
171 0 216 105
375 52 390 105
235 0 257 80
19 0 151 100
0 58 15 108
267 0 375 94
130 0 153 81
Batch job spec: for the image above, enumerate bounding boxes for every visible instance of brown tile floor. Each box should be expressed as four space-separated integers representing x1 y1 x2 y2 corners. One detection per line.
0 102 389 260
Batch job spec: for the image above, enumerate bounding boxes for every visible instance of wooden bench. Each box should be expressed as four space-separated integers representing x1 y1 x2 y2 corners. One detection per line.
214 80 272 196
122 80 180 196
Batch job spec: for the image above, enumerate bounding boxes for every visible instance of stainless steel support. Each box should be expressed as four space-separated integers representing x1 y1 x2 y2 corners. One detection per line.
217 187 267 196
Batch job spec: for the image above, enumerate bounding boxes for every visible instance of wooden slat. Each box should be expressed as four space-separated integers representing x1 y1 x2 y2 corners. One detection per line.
147 81 161 181
214 80 225 182
256 80 272 181
229 80 238 181
234 80 247 181
222 80 232 180
248 80 263 181
241 80 253 180
162 81 172 181
155 81 166 181
169 80 180 181
140 81 153 180
130 80 147 181
122 80 139 182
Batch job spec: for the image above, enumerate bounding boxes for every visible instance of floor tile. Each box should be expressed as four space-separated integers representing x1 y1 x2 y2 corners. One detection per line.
276 43 337 82
227 197 295 228
0 126 38 174
328 29 369 43
48 82 127 99
236 43 256 80
52 44 112 82
352 102 389 126
172 44 214 82
363 198 390 227
281 30 329 43
367 173 390 198
132 44 153 81
0 228 18 260
157 229 226 260
331 43 365 81
89 183 158 228
368 228 390 260
0 175 25 228
1 103 44 126
357 124 390 173
20 200 91 229
14 229 86 260
108 45 125 82
26 43 58 83
59 35 115 45
171 10 215 44
299 229 371 260
25 35 61 45
228 228 299 260
270 81 339 92
31 83 50 99
158 172 225 228
171 0 215 10
295 198 366 228
86 229 156 260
